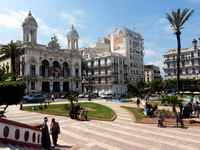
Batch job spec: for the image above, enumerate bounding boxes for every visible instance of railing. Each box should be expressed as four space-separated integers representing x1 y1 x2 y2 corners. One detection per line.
0 118 42 149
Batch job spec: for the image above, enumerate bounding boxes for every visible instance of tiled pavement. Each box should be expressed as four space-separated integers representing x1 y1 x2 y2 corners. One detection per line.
1 100 200 150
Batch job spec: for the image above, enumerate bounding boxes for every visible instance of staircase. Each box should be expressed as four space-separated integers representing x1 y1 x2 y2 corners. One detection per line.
0 142 44 150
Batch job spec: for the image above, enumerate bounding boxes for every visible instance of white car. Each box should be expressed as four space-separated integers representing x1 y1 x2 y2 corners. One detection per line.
100 93 113 99
78 93 88 98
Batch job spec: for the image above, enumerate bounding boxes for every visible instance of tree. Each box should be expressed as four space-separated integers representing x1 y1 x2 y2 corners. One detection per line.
0 82 26 116
67 94 78 109
127 81 148 98
166 8 194 95
0 68 14 81
165 95 183 114
0 41 24 81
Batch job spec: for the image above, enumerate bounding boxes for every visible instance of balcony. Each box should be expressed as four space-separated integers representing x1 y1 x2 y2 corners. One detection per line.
30 75 38 79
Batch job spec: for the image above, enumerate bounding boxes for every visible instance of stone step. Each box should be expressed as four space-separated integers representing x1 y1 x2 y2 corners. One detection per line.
0 142 44 150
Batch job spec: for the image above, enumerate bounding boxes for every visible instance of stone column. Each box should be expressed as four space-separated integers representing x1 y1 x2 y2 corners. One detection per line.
60 82 63 93
50 81 53 92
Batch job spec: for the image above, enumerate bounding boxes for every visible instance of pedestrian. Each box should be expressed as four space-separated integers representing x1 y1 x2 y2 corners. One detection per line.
136 98 140 108
51 93 54 102
41 117 51 149
50 118 60 148
157 112 164 127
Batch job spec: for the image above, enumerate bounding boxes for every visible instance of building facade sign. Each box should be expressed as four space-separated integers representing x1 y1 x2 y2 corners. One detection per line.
113 29 125 51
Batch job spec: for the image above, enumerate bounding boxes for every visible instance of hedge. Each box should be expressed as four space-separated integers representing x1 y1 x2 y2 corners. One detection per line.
0 81 26 106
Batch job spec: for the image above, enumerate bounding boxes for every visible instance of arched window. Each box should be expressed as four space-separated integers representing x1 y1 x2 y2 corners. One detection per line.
42 60 49 77
63 62 69 78
29 30 34 42
53 61 60 78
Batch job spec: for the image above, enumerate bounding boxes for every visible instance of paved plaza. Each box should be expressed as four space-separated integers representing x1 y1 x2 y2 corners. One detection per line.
1 99 200 150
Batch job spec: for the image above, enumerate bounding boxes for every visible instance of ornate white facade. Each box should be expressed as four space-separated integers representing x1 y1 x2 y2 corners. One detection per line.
0 12 82 96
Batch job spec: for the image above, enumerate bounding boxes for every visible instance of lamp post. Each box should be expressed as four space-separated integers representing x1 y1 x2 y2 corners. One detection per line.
87 75 94 101
83 73 94 101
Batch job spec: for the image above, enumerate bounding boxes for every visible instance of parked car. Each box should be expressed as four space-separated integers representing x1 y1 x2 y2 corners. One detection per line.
78 93 88 98
120 93 128 98
84 93 89 98
25 94 46 102
90 93 98 98
23 94 35 101
100 93 113 99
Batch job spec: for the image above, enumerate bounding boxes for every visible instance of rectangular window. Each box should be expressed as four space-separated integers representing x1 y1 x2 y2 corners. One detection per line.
30 65 35 76
31 82 35 90
130 47 132 53
75 68 79 78
191 60 194 65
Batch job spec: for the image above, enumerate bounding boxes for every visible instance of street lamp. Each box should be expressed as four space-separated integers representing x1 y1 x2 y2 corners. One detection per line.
192 39 197 50
83 73 94 101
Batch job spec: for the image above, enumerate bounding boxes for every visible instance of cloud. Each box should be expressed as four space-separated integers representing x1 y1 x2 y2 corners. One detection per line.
79 37 95 48
0 10 27 28
162 25 173 34
144 49 156 57
60 10 85 28
186 0 200 3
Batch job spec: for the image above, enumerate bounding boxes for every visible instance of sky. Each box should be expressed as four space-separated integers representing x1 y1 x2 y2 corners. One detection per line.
0 0 200 77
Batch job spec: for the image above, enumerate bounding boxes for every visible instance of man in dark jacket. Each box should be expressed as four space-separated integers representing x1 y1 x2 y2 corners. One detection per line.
41 117 51 149
50 118 61 147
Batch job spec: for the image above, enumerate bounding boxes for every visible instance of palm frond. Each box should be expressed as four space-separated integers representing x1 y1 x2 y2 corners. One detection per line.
166 8 194 33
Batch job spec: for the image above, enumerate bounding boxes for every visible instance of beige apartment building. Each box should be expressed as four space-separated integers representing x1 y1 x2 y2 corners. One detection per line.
144 65 162 83
163 44 200 79
80 27 144 95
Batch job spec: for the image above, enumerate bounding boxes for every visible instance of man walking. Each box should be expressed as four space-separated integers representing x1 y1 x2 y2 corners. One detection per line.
137 98 140 108
50 118 60 148
51 93 54 102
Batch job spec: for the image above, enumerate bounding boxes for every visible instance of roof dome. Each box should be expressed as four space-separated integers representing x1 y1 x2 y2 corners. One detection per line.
67 25 79 38
22 11 38 27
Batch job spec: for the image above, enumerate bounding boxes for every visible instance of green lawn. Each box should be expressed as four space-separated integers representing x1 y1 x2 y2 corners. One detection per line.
23 102 115 120
121 106 146 121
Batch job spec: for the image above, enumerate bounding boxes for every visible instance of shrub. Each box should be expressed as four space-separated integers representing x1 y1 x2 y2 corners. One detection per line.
0 81 26 112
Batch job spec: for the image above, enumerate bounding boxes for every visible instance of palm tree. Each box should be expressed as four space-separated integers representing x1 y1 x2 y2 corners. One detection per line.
166 9 194 95
67 94 78 109
0 41 24 81
0 68 14 81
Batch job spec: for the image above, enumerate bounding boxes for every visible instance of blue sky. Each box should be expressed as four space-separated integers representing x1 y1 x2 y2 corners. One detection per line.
0 0 200 76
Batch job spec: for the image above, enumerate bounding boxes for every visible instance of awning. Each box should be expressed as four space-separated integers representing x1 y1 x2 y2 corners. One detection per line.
184 91 192 94
193 92 200 94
